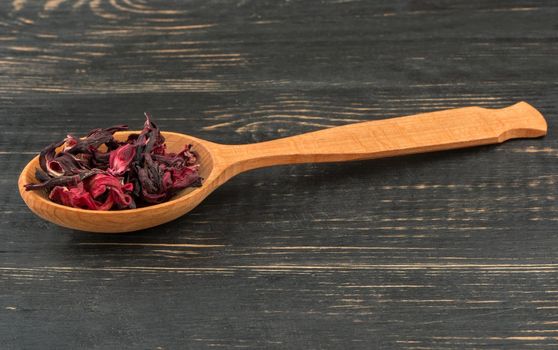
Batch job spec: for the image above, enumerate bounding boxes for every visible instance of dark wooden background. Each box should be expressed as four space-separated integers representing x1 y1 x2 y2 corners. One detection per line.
1 0 558 348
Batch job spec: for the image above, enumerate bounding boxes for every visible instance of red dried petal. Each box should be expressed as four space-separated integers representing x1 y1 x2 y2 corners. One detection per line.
85 174 134 209
49 183 99 210
109 187 133 208
108 143 136 176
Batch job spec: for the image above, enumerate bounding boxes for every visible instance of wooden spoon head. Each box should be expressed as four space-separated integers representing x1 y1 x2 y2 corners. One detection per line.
18 131 219 233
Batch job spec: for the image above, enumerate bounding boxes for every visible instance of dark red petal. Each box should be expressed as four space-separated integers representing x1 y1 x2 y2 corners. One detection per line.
63 135 78 152
152 143 166 155
48 152 89 176
104 125 129 134
137 167 157 193
126 134 139 143
95 194 115 211
66 125 129 155
39 140 64 175
47 161 65 177
171 165 200 190
161 171 173 192
25 170 99 191
86 125 128 137
138 113 165 154
108 143 136 176
35 168 51 182
141 188 166 204
110 188 133 208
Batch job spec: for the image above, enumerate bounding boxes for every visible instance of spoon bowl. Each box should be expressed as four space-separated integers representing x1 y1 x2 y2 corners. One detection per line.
19 131 221 232
19 102 547 233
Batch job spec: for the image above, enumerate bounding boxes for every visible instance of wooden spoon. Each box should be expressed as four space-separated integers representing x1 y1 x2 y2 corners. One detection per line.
18 102 547 233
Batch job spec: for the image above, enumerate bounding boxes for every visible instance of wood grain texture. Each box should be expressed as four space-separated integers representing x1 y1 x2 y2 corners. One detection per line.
2 0 558 349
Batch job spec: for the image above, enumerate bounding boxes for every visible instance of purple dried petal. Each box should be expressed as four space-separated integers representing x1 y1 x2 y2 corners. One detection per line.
137 167 157 193
179 145 198 165
89 150 110 170
151 154 178 167
154 153 188 168
49 152 89 176
171 165 201 190
138 113 165 154
35 168 51 182
104 125 129 134
140 189 166 204
39 140 65 175
135 152 169 203
85 125 128 138
66 125 128 154
161 171 173 192
63 135 78 152
126 134 139 144
25 169 100 191
75 153 93 166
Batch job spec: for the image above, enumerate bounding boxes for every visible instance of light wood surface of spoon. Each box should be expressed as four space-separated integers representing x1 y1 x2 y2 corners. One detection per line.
18 101 547 233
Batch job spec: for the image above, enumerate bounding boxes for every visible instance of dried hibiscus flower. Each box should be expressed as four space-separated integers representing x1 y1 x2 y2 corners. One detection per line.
24 113 202 210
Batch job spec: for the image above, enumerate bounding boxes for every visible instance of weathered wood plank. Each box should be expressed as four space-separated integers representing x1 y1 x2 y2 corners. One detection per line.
1 0 558 349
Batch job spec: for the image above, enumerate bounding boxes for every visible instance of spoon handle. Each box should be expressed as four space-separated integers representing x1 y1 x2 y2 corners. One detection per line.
223 101 547 172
